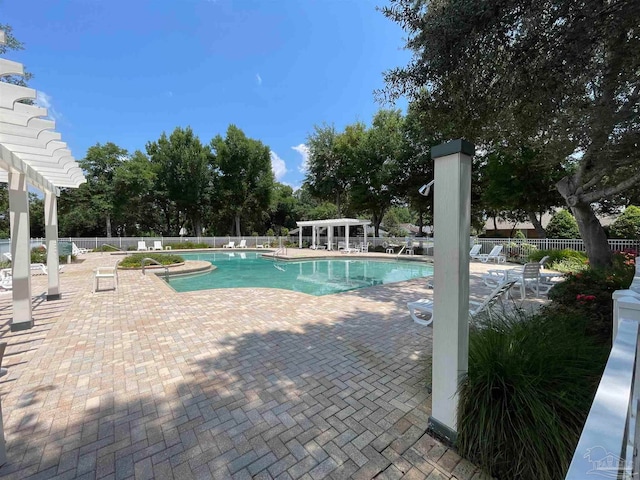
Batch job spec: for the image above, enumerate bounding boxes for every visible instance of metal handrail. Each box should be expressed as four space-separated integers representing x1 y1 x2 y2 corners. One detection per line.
100 243 123 252
141 257 169 279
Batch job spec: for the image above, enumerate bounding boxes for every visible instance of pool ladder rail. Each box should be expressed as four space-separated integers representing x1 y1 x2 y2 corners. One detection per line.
141 257 170 280
273 247 287 271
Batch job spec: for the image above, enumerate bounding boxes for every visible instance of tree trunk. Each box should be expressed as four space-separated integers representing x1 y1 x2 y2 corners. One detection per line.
528 211 546 238
417 211 424 237
234 214 241 237
557 176 612 267
106 214 112 238
335 193 341 217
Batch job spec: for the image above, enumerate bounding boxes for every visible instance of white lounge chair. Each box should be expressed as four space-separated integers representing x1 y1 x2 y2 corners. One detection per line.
151 240 163 251
237 239 247 248
72 242 90 255
469 244 482 259
137 241 148 251
474 245 505 263
0 269 12 291
407 280 516 326
222 241 235 249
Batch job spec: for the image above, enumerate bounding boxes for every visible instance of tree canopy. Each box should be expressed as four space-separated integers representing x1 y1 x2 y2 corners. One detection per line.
381 0 640 266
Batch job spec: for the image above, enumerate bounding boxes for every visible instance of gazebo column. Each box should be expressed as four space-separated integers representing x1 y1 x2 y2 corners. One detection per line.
299 227 302 248
328 226 333 250
311 226 316 248
429 139 474 443
8 172 33 331
345 223 350 249
44 191 61 300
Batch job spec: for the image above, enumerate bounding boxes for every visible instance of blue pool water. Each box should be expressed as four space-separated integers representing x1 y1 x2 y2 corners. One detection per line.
168 252 433 296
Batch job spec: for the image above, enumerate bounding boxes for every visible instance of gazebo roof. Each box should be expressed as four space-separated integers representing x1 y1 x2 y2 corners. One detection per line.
296 218 371 228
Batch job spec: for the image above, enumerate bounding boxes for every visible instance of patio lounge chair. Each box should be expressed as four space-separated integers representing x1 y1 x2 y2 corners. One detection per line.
72 242 90 255
469 244 482 259
0 269 12 291
151 240 163 251
137 241 148 251
222 241 235 249
473 245 505 263
407 279 516 326
512 262 553 299
237 239 247 248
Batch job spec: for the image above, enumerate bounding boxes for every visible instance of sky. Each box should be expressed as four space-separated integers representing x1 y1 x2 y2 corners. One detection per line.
1 0 411 190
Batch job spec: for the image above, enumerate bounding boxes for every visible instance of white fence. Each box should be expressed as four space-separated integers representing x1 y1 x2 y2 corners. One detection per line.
565 286 640 479
473 237 640 259
0 236 637 258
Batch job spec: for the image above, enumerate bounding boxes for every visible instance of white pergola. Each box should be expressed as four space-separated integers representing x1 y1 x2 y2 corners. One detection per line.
296 218 371 250
0 31 85 333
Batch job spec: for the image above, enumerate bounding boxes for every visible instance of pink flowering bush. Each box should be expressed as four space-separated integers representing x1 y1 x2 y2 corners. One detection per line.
547 252 636 344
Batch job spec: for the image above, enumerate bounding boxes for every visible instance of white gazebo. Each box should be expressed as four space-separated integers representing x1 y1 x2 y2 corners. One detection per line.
0 30 86 332
296 218 371 250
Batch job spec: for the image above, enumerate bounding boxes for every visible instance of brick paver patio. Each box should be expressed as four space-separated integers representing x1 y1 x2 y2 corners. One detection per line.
0 250 533 479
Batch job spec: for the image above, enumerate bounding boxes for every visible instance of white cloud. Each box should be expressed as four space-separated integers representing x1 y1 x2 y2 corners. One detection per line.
270 151 287 180
292 144 310 173
256 73 262 86
35 91 62 121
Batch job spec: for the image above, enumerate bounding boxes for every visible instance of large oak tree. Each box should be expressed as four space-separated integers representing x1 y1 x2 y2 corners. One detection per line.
381 0 640 266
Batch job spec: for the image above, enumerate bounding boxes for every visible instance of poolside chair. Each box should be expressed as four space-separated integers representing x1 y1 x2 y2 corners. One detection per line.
407 280 517 326
93 264 118 293
237 239 247 249
151 240 163 251
482 255 557 288
222 241 235 249
72 242 89 255
0 269 12 291
469 244 482 259
2 252 11 263
137 241 148 251
511 262 553 300
474 245 505 263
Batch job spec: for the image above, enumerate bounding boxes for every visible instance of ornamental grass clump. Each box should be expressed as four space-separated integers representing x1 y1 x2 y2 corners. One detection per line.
119 253 184 268
457 310 607 480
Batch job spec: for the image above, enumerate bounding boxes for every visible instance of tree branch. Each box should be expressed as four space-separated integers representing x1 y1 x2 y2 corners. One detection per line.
581 170 640 204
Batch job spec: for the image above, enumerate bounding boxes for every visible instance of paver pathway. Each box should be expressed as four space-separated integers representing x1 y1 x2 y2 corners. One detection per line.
0 250 534 479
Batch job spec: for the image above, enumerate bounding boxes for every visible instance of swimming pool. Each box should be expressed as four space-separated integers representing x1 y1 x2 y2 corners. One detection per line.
167 252 433 296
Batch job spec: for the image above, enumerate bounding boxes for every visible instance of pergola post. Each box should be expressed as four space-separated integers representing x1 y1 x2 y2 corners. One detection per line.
345 223 350 249
44 191 61 300
299 227 302 248
428 139 474 443
8 171 33 331
311 226 316 249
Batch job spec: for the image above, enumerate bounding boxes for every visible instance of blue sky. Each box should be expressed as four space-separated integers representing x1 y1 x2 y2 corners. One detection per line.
2 0 410 190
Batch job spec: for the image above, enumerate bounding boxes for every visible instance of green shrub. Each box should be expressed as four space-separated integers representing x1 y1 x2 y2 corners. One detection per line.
609 205 640 239
458 310 608 480
119 253 184 268
528 248 587 267
545 210 580 238
546 251 636 343
165 242 209 250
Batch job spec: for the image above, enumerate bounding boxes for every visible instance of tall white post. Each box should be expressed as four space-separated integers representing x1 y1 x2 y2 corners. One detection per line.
429 139 474 443
298 227 302 248
8 172 33 331
44 192 61 300
311 226 316 248
345 223 350 249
